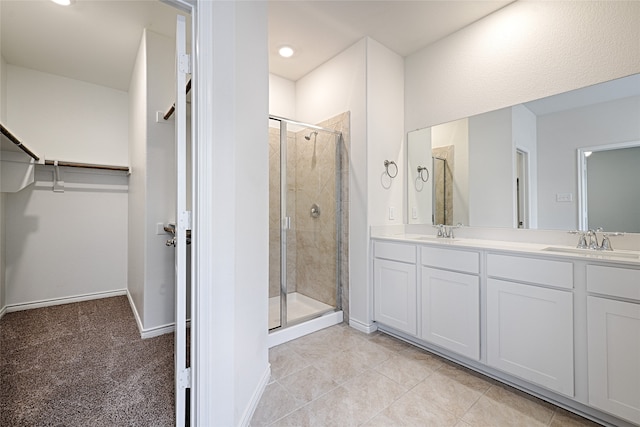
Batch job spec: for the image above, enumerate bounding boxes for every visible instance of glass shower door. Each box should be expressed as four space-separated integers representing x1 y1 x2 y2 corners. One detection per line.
268 117 342 331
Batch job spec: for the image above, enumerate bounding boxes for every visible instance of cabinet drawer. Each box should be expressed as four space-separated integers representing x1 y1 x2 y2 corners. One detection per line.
587 265 640 301
374 241 416 263
487 254 573 290
421 246 479 274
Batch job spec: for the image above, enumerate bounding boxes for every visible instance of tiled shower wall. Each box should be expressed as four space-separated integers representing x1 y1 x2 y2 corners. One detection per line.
268 112 350 322
432 145 454 226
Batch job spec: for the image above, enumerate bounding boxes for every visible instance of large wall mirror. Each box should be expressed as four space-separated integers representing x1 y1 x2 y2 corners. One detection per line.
407 73 640 233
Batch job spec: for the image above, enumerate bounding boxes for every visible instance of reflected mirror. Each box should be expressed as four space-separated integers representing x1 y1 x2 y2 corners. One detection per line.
406 73 640 233
578 143 640 233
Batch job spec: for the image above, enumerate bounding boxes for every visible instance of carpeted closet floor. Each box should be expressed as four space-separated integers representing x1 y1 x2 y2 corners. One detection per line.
0 296 175 426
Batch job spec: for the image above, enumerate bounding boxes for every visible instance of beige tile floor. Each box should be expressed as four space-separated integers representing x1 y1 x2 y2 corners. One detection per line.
251 324 603 426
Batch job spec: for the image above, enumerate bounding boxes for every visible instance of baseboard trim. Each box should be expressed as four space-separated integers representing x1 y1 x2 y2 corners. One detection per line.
4 289 127 314
0 304 7 320
240 364 271 426
348 318 378 334
125 290 190 339
125 290 146 338
268 310 343 348
141 322 176 339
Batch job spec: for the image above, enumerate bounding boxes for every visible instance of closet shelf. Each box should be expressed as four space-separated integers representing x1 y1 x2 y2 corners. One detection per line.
1 123 40 161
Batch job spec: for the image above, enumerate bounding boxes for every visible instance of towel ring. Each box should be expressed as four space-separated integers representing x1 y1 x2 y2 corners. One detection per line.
417 166 429 182
384 160 398 178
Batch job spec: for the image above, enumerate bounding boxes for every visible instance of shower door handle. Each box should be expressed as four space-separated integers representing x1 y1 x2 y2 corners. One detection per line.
282 216 291 230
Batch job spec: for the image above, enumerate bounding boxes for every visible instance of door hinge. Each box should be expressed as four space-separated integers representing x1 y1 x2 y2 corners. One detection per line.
179 53 191 74
179 210 192 231
178 367 191 389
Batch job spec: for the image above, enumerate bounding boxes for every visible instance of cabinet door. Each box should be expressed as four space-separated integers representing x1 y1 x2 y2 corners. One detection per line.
374 258 417 335
421 267 479 360
587 296 640 424
487 278 574 396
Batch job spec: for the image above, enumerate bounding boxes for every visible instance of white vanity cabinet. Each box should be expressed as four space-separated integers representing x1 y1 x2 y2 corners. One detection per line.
420 246 480 360
486 254 575 397
586 265 640 425
373 241 417 336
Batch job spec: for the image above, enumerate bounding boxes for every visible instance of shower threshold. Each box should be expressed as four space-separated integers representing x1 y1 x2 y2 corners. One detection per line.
268 292 334 330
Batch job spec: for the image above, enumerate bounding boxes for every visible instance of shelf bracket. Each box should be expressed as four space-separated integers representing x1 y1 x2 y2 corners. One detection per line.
52 160 65 193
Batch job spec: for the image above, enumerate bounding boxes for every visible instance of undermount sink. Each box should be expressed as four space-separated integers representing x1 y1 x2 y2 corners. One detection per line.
541 246 640 260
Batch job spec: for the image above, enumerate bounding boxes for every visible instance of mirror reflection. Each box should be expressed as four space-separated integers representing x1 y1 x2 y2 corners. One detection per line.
407 73 640 233
578 143 640 233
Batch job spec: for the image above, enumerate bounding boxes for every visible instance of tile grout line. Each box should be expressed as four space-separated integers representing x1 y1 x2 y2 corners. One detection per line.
458 381 496 426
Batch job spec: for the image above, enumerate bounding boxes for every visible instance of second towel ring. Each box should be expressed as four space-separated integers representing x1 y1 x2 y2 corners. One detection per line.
417 166 429 182
384 160 398 178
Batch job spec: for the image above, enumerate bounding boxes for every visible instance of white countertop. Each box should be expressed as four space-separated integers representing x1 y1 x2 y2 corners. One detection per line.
371 232 640 266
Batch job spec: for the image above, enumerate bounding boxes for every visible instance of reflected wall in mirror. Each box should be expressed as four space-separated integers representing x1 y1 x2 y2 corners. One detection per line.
406 73 640 233
407 128 432 224
578 143 640 233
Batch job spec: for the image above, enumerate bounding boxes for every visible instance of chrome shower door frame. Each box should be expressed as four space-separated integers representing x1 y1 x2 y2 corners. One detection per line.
272 116 343 330
279 120 288 328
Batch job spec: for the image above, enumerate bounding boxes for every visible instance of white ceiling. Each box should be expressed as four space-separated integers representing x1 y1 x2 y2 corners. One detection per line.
0 0 512 92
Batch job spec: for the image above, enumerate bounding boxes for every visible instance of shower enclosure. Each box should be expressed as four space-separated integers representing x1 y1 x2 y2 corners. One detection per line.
268 115 345 331
433 156 448 225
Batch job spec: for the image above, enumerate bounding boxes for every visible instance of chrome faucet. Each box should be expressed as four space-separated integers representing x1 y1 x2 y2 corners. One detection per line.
600 232 624 251
433 223 463 239
570 229 624 251
587 229 600 250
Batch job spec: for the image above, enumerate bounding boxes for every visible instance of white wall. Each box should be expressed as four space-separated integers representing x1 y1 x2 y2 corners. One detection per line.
143 30 176 330
2 64 128 309
431 118 469 226
5 170 128 306
405 1 640 132
0 54 6 314
6 65 128 165
367 39 405 227
268 73 295 119
537 96 640 230
233 3 270 420
127 31 148 327
127 29 177 333
295 39 369 329
193 1 270 424
1 55 6 121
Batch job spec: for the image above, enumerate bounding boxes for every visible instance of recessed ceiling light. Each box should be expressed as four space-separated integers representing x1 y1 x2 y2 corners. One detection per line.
278 46 294 58
51 0 75 6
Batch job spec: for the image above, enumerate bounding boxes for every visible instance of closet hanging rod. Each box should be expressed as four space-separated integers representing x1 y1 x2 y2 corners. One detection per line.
0 123 40 161
43 160 130 173
163 78 192 120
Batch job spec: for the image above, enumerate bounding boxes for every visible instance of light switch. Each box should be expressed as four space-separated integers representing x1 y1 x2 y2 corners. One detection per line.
412 207 418 219
389 207 396 220
556 193 573 202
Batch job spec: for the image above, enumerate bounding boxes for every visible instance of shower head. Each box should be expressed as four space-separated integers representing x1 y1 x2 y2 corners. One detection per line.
304 131 318 141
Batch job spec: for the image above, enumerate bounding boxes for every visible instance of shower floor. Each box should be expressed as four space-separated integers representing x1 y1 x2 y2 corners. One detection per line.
268 292 334 330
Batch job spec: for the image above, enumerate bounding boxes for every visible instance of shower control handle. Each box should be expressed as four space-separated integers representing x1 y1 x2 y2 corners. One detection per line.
310 203 321 218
